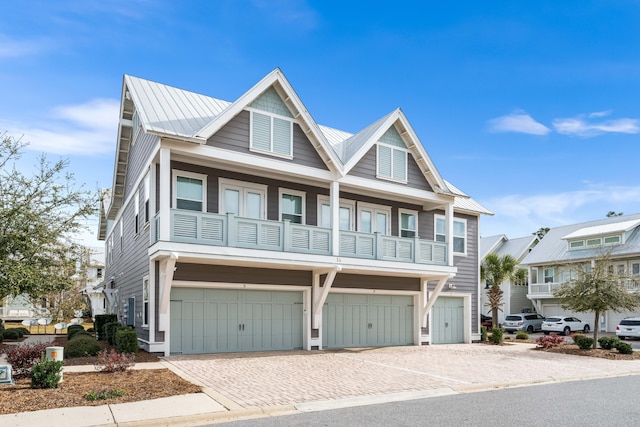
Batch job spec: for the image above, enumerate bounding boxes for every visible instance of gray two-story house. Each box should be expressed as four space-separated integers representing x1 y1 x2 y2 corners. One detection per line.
97 69 491 356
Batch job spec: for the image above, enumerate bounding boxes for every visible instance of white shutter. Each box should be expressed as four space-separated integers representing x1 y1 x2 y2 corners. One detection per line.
392 148 407 181
252 112 271 151
377 145 392 177
272 117 292 156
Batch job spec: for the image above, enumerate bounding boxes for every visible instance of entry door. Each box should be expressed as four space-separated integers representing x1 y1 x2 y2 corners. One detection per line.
432 297 464 344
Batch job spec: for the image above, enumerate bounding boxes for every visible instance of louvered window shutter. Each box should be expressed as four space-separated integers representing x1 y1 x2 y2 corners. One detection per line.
252 112 271 151
272 117 292 155
378 145 392 177
392 148 407 181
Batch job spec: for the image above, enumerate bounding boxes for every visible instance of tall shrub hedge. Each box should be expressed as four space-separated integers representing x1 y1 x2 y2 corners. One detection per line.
94 314 117 341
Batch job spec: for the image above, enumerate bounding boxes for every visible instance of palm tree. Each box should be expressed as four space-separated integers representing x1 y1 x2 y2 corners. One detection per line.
481 253 520 329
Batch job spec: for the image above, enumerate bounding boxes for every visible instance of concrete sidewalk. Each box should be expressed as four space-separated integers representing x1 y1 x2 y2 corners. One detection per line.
2 340 640 426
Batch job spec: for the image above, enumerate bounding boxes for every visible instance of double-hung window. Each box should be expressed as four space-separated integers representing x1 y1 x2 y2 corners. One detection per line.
399 209 418 238
250 110 293 158
317 196 355 230
435 215 467 255
280 189 305 224
142 276 149 327
173 170 206 212
544 268 554 283
219 178 267 219
357 202 391 235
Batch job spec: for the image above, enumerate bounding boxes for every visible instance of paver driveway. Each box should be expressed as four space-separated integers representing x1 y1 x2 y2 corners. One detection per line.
164 343 640 409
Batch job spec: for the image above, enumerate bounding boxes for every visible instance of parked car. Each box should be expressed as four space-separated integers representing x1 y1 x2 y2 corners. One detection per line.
542 316 590 336
481 314 492 328
616 317 640 340
503 313 545 333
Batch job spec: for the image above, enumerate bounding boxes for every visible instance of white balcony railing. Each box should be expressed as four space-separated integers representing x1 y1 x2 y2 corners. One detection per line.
154 209 448 265
530 280 640 296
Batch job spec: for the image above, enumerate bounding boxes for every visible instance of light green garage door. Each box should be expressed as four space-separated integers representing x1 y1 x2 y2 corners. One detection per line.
432 296 464 344
170 288 303 354
322 294 414 348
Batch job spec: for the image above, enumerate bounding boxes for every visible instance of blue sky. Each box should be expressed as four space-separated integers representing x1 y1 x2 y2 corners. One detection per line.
2 0 640 247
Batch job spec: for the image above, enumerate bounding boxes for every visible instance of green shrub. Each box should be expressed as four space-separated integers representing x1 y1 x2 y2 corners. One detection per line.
7 328 24 338
570 333 585 344
105 322 124 346
575 336 595 350
95 314 118 341
515 331 529 340
84 389 125 401
116 328 138 354
598 336 620 350
480 326 487 341
68 327 91 340
491 328 504 344
70 330 93 340
87 327 96 333
31 358 64 389
67 324 84 337
64 335 101 358
614 341 633 355
0 318 4 333
2 329 20 340
16 327 29 335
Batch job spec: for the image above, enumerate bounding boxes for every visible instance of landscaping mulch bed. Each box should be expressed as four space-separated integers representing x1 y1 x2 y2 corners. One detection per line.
536 343 640 360
0 335 202 415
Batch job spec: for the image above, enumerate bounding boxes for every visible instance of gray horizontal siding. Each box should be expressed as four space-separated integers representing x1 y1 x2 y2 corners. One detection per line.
206 110 328 170
173 263 312 286
124 132 158 201
332 274 420 292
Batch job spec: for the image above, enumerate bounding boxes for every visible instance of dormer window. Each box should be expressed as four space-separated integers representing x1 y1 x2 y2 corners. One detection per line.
376 127 408 183
250 111 293 158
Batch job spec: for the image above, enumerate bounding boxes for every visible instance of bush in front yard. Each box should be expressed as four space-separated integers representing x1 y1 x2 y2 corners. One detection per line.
31 358 64 389
2 329 20 340
515 331 529 340
94 348 136 373
6 343 50 378
490 328 504 344
614 341 633 355
94 314 118 341
64 335 101 358
574 336 595 350
480 326 487 341
598 336 620 350
104 322 124 346
535 334 565 349
116 328 138 354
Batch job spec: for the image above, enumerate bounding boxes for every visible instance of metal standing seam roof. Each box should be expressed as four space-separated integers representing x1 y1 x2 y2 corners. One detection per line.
521 213 640 265
480 235 538 262
122 73 491 215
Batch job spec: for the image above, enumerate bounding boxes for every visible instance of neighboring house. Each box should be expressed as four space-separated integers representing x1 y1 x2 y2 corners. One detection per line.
97 69 491 356
78 247 107 318
480 235 539 325
0 294 38 321
522 213 640 332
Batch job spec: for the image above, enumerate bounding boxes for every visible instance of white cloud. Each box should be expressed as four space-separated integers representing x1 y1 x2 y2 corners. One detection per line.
481 184 640 238
487 112 551 135
553 113 640 137
0 98 119 156
0 34 48 58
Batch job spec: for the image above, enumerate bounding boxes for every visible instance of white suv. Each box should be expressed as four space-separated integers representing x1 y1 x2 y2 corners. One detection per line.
616 317 640 340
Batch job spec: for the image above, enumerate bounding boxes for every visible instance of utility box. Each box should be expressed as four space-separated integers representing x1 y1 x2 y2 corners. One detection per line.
45 346 64 382
0 365 13 385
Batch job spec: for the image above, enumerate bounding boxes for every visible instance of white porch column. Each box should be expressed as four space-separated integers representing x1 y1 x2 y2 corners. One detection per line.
330 181 340 256
445 203 454 266
158 252 178 332
159 147 171 241
149 162 157 246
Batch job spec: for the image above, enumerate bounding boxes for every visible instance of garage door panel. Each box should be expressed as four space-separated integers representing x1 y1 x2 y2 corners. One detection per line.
432 297 464 344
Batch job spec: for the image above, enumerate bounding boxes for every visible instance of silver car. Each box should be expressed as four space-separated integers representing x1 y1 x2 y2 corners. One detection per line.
503 313 545 333
616 317 640 340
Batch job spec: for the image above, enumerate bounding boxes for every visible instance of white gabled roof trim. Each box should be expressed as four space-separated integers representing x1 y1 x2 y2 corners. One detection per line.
562 218 640 240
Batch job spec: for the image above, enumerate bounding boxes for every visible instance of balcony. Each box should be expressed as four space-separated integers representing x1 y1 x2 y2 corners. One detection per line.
529 282 562 296
155 209 448 265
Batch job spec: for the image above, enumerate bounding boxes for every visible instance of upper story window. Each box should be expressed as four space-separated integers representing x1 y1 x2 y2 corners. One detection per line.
357 202 391 235
280 189 305 224
134 190 140 235
219 178 267 219
544 268 554 283
143 171 150 224
172 170 207 212
399 209 418 238
142 276 149 327
96 268 103 279
435 215 467 255
249 110 294 158
569 234 622 250
376 128 408 183
317 196 355 230
633 263 640 276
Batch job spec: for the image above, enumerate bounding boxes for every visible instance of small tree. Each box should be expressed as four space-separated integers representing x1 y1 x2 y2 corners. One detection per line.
554 253 640 348
533 227 550 240
481 253 523 328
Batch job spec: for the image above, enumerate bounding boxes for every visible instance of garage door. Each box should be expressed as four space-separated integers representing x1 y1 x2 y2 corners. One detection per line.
543 304 583 319
322 294 414 348
606 309 640 332
431 297 464 344
170 288 303 354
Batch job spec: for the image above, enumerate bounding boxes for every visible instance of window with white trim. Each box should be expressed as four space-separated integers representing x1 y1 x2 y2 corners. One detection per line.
399 209 418 238
119 220 123 254
142 275 149 327
279 189 305 224
143 171 150 224
219 178 267 219
633 263 640 276
357 202 391 235
317 196 355 230
544 268 554 283
249 110 294 158
172 170 207 212
530 267 538 284
134 190 139 235
435 215 467 255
